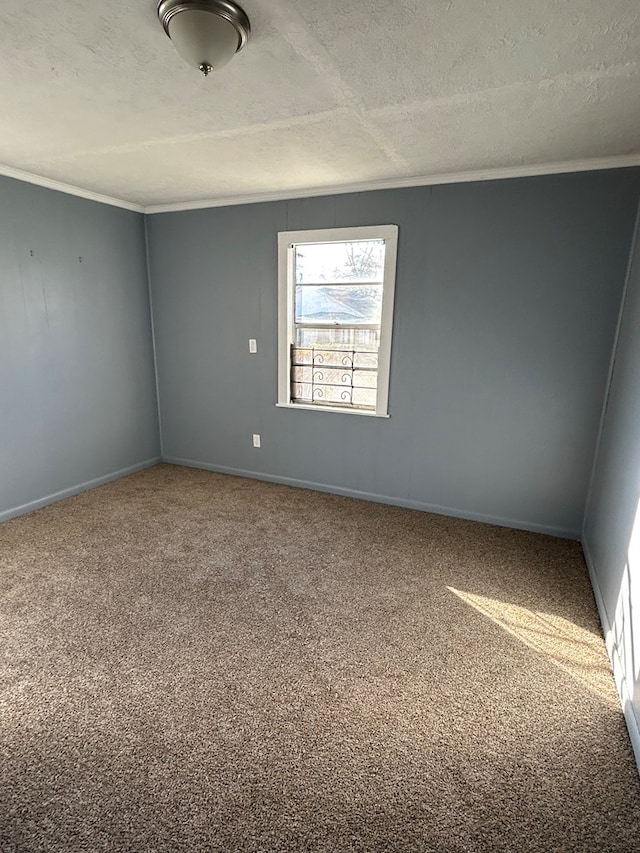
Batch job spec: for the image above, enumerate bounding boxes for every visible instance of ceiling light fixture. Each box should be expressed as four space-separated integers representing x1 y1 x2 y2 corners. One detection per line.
157 0 250 77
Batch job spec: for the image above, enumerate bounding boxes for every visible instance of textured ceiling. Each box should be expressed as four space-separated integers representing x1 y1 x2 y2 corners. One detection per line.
0 0 639 209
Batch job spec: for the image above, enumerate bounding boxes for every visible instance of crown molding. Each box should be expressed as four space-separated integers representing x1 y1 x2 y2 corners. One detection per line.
2 154 639 216
0 164 144 213
144 154 640 214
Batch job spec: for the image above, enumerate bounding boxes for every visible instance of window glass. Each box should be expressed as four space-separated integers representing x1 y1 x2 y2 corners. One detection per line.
294 284 383 325
295 240 385 285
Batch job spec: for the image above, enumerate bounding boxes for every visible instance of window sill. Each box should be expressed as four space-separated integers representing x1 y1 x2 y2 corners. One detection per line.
276 403 390 418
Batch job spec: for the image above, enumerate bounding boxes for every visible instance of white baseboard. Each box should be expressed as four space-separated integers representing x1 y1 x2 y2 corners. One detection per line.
0 457 161 524
582 538 640 773
162 455 579 540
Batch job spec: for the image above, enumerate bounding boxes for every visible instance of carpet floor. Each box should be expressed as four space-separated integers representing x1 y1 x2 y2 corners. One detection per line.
1 463 639 852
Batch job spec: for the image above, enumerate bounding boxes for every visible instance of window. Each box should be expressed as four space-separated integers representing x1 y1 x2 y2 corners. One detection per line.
277 225 398 416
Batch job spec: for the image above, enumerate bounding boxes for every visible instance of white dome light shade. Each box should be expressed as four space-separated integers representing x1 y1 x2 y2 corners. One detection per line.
168 10 238 72
157 1 250 76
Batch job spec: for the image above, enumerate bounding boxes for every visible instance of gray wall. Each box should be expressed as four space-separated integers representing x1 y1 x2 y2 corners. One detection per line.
583 201 640 765
0 176 160 521
148 170 640 538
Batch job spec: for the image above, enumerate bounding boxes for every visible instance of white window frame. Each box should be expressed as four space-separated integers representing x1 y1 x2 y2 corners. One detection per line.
277 224 398 417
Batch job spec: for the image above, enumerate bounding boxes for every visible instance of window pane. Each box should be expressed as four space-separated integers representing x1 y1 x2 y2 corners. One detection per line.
295 284 383 324
291 382 313 403
353 350 378 368
309 349 355 369
352 387 377 407
291 366 312 383
311 384 355 406
310 367 353 387
291 347 313 365
295 327 380 349
353 370 377 389
295 240 385 284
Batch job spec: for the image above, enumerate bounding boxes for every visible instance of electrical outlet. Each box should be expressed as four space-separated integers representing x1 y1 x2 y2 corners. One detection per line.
249 338 257 353
252 434 261 448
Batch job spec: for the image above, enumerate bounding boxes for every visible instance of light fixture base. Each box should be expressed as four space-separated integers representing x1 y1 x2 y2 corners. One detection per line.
157 0 251 54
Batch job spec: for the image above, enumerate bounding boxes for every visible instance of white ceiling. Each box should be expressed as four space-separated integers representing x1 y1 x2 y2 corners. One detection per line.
0 0 639 211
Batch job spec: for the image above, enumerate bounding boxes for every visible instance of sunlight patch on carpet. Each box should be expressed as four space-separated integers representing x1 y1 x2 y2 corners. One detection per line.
447 586 618 705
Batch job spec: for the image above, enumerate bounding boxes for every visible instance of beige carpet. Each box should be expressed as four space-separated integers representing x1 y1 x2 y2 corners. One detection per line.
1 463 639 852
